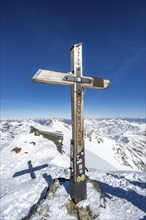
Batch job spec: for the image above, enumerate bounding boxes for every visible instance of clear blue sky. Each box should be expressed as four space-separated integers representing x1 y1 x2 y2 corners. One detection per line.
1 0 145 119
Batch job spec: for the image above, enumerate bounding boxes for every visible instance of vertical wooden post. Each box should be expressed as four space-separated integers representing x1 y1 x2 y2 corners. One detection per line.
70 43 87 204
32 43 110 204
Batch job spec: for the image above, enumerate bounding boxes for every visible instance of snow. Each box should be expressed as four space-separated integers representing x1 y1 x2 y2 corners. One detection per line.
0 119 146 219
85 149 117 171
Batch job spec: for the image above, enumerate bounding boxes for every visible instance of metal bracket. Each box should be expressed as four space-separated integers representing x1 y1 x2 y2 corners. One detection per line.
76 67 82 95
63 74 92 84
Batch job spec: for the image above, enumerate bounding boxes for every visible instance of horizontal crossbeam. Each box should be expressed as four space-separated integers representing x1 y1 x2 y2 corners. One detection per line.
32 69 110 89
32 69 73 86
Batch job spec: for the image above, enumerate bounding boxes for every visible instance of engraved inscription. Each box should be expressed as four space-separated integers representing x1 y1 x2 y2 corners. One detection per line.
76 95 82 152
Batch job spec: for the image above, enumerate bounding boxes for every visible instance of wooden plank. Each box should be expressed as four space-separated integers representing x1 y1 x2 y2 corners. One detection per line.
83 77 110 89
71 43 83 75
32 69 74 86
70 43 87 204
32 69 110 89
70 44 84 183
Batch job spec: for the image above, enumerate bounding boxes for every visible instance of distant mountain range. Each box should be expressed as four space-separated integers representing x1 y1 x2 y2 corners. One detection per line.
1 118 145 171
1 118 146 124
0 118 146 220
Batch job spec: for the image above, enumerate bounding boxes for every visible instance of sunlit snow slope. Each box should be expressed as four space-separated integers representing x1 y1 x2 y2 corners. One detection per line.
0 119 146 220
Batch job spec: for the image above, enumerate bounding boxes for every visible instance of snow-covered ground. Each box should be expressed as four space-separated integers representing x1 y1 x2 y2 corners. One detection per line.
29 171 146 220
0 119 146 219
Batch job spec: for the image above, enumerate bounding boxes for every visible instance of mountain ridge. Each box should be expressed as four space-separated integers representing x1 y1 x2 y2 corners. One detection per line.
0 118 146 219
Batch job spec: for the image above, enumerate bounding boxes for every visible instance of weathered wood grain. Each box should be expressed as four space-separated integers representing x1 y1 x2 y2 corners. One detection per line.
32 69 73 86
83 77 110 89
32 69 110 89
32 42 110 204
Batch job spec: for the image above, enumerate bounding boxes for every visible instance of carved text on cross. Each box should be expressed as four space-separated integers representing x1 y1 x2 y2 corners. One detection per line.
32 43 110 203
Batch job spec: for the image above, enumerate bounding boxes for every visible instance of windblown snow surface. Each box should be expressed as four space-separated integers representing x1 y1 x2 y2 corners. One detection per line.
0 119 146 220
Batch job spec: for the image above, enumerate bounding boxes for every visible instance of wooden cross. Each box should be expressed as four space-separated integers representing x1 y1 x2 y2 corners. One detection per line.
32 43 110 204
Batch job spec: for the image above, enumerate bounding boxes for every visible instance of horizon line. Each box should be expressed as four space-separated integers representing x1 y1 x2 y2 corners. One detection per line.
0 117 146 121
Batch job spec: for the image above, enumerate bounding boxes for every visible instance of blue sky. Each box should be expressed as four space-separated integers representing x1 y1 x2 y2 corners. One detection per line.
1 0 145 119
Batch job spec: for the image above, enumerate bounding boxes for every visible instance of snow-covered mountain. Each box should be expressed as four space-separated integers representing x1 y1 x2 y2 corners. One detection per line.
0 118 146 219
84 118 146 171
1 118 145 171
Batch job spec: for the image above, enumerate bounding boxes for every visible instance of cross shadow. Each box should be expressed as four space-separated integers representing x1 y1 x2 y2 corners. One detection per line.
58 177 70 194
43 174 70 195
95 180 146 213
13 160 48 179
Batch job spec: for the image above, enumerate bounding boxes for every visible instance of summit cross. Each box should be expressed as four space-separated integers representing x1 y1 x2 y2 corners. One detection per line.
32 43 110 204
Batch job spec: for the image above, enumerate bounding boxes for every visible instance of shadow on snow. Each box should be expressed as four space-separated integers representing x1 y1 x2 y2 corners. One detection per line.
107 173 146 189
13 160 48 179
22 173 70 220
20 170 146 218
96 180 146 213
